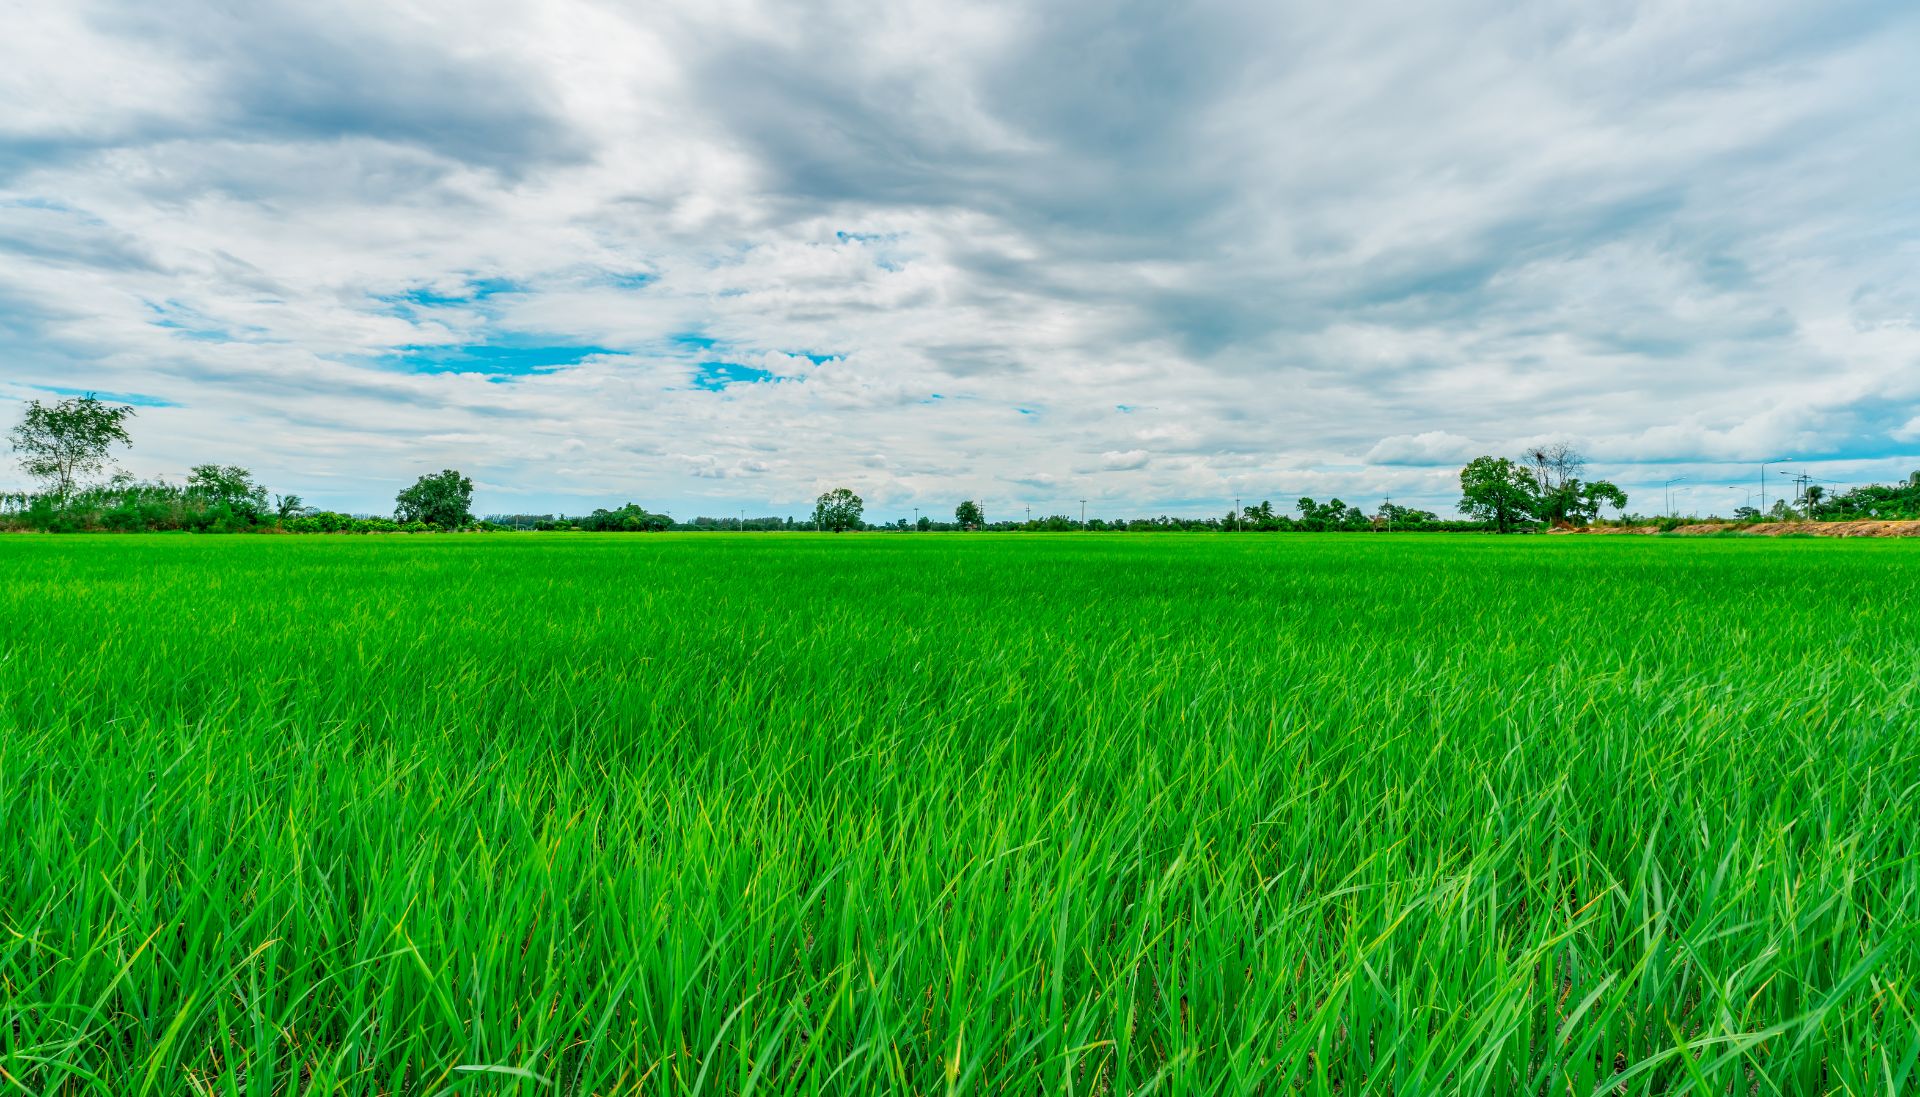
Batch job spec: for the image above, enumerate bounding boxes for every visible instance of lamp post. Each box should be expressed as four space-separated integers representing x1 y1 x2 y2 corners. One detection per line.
1663 477 1686 518
1079 499 1086 528
1759 458 1791 514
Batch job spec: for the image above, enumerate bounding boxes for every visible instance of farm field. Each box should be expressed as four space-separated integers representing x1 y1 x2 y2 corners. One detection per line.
1 533 1917 1094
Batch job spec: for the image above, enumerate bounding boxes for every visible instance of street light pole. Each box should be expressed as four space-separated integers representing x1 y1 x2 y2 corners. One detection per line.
1663 477 1686 518
1759 458 1791 514
1079 499 1086 527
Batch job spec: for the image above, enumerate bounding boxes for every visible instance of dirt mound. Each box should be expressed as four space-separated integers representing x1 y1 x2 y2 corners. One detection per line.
1559 520 1920 538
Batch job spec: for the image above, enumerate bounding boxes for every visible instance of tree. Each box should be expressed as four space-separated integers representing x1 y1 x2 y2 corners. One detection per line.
1458 456 1540 533
814 488 864 532
275 494 309 520
395 469 474 528
1802 484 1827 518
187 464 269 521
916 516 932 531
8 394 136 497
1576 480 1628 521
1297 497 1367 531
575 503 671 532
1521 442 1594 524
954 499 984 529
1376 502 1438 529
1523 442 1585 495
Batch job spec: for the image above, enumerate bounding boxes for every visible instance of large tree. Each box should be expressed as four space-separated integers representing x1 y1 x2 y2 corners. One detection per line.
8 394 136 496
395 469 474 528
814 487 864 532
187 464 269 520
1577 480 1628 521
954 499 984 529
1458 456 1540 533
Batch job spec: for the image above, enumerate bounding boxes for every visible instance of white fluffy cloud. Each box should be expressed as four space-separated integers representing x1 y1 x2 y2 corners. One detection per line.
2 0 1917 518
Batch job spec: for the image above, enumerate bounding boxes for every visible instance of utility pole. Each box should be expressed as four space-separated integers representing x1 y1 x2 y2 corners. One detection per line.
913 506 920 529
1079 499 1086 527
1234 497 1240 532
1384 495 1391 534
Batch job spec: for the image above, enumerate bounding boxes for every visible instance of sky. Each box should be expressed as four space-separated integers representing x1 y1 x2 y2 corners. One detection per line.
3 0 1918 521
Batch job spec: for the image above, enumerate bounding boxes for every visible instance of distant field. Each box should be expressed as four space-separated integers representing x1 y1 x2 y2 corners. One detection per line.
2 533 1916 1094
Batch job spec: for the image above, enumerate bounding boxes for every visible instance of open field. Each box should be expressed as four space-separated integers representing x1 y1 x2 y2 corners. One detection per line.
2 533 1917 1094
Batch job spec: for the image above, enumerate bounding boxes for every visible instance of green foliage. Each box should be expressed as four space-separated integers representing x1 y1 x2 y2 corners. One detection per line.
7 394 136 496
0 535 1913 1092
1809 472 1920 520
1295 496 1368 531
954 499 984 529
572 503 674 532
186 463 269 522
1458 455 1540 532
282 511 411 534
1376 502 1440 528
394 469 474 528
813 486 863 532
1578 478 1628 520
0 474 280 532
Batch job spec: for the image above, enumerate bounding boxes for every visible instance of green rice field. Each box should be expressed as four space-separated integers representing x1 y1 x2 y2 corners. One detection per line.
1 533 1916 1094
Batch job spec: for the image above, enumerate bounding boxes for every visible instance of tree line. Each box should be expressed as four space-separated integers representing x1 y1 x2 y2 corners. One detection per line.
3 395 483 533
11 393 1918 535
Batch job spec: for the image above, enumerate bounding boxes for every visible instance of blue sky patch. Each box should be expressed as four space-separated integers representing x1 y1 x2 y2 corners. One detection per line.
376 278 525 314
692 362 775 390
145 299 242 342
35 385 178 408
379 343 616 375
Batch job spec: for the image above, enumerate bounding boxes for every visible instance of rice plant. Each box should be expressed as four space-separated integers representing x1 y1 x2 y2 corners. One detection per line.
1 533 1915 1094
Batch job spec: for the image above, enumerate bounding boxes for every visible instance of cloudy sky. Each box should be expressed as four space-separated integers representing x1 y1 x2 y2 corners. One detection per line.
3 0 1917 520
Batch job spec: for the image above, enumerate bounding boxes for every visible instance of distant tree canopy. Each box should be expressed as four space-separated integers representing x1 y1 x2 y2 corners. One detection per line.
572 503 673 532
8 394 136 497
1459 445 1629 532
1519 443 1627 525
814 488 864 533
1458 457 1540 533
1295 497 1369 532
187 464 269 521
1377 502 1440 529
395 470 475 528
1801 472 1920 521
954 500 984 529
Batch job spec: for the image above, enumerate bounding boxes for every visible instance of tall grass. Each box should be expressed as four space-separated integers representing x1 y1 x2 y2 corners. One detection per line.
1 533 1915 1094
